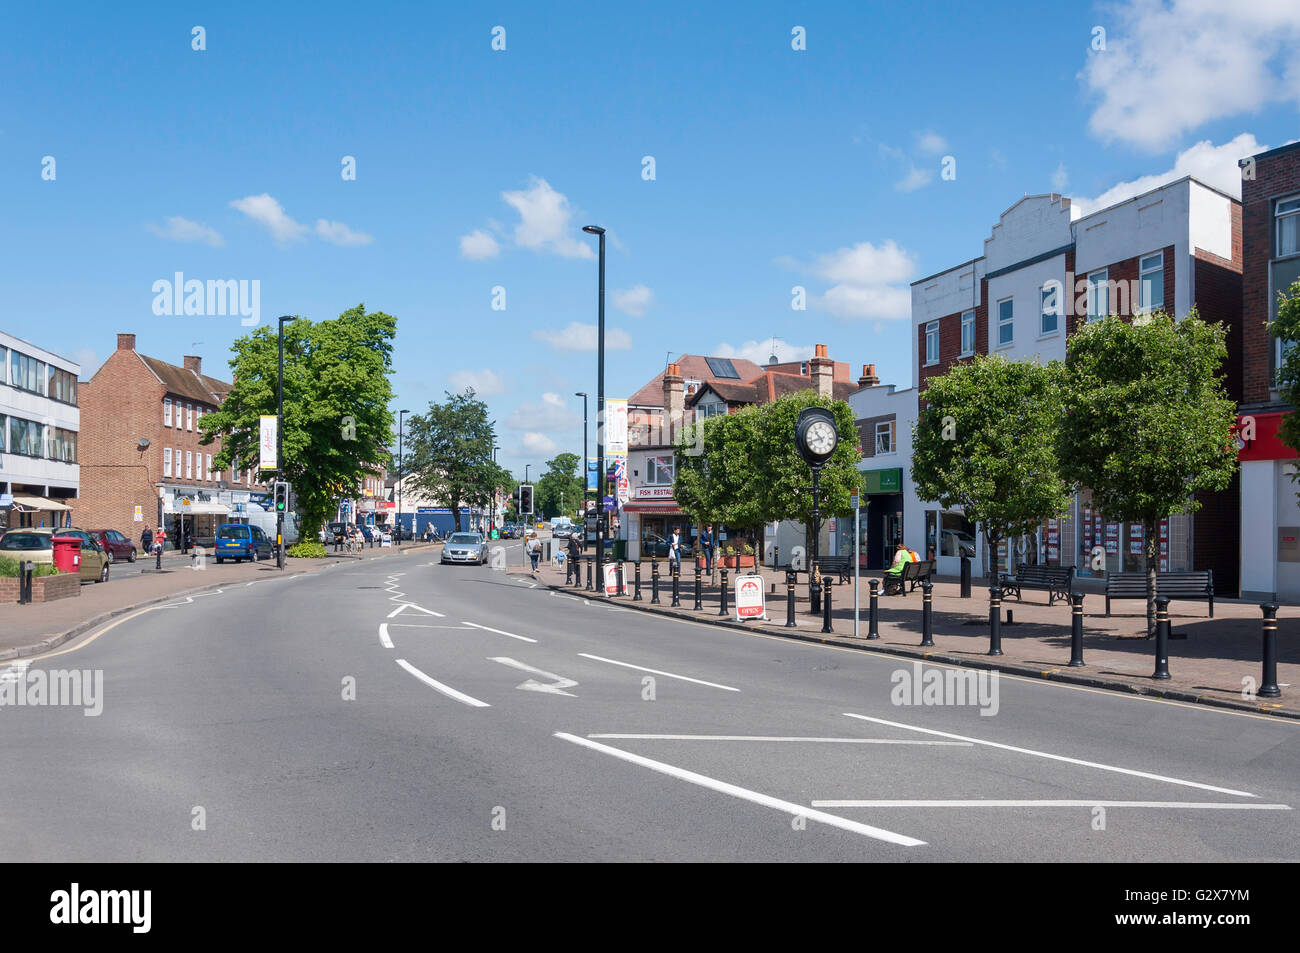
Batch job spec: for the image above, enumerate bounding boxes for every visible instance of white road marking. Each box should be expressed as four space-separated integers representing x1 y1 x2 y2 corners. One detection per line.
554 732 925 847
589 734 972 745
576 654 739 692
463 621 537 643
378 623 393 649
489 657 579 696
843 712 1258 798
387 603 445 619
810 799 1293 810
395 659 490 707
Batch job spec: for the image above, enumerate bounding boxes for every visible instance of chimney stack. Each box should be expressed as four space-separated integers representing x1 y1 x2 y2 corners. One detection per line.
184 355 202 375
117 333 136 351
857 363 880 388
809 344 833 398
663 362 685 436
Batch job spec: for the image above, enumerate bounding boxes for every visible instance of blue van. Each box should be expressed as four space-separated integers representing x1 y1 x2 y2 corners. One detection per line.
214 523 273 563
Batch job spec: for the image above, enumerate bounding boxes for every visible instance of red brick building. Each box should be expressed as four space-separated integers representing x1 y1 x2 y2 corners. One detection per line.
79 333 266 548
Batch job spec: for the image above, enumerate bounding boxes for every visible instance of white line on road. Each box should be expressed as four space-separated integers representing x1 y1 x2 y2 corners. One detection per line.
576 654 739 692
378 623 393 648
387 603 445 619
811 799 1292 810
843 712 1259 798
589 734 973 745
489 657 579 696
463 621 537 643
395 659 490 707
554 732 925 847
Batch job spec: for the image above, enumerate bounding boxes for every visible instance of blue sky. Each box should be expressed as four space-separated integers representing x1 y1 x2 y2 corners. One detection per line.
3 1 1298 477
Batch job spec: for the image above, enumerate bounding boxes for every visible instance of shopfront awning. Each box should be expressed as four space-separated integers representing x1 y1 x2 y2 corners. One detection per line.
621 501 683 514
10 495 71 512
178 502 231 516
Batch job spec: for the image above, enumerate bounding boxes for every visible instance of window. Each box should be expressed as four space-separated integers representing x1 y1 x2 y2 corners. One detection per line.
164 448 173 477
49 427 77 463
646 454 675 485
997 299 1014 346
186 404 193 431
925 321 939 364
960 310 975 355
0 413 5 451
164 399 173 427
186 451 193 480
206 454 213 481
800 362 808 375
48 367 77 404
696 402 725 420
195 407 202 431
1087 269 1109 321
1139 252 1164 312
8 416 43 456
1041 285 1060 335
9 351 46 395
1278 196 1300 257
874 420 895 455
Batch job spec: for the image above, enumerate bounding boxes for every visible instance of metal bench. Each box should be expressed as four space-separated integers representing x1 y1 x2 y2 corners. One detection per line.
1000 565 1074 605
883 559 934 596
1105 570 1214 617
813 555 852 585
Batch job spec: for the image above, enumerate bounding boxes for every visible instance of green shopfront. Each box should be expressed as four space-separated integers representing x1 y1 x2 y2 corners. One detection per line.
837 467 903 570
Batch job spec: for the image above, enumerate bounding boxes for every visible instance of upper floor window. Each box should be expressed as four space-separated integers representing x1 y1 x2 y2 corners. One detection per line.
1087 269 1109 321
997 299 1014 346
960 310 976 356
7 416 43 457
48 367 77 405
164 448 173 477
49 427 77 463
800 362 808 375
696 402 725 420
1139 252 1164 313
186 404 193 431
1278 196 1300 258
9 351 46 395
645 454 675 485
164 398 173 427
925 321 940 364
1041 285 1060 335
874 420 896 455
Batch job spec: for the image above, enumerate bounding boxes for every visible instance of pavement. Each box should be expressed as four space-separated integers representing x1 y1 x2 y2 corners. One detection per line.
1 544 1293 861
538 553 1300 718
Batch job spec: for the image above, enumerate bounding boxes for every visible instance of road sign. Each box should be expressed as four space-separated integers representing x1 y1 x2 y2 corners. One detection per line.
133 505 143 522
734 573 766 621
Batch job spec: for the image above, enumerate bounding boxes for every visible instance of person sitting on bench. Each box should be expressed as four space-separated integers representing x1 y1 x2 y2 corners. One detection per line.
884 541 914 581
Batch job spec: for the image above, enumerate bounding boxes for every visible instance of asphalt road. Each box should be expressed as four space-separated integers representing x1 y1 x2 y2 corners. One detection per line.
1 548 1296 862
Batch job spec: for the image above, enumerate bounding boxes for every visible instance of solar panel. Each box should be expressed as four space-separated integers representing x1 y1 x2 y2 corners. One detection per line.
704 357 740 379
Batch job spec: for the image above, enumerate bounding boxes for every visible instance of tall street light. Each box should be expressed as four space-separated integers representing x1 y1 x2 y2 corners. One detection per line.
574 392 588 517
582 224 606 590
276 314 295 569
398 409 410 544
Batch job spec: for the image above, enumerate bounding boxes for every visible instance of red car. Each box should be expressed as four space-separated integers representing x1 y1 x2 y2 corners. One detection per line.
87 529 137 564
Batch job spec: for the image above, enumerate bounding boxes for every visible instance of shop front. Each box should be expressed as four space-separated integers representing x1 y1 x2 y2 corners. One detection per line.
1237 410 1300 602
0 493 74 531
852 467 904 571
163 488 231 547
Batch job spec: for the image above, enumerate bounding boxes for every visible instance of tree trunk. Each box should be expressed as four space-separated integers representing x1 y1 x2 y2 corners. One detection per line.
1145 517 1159 637
451 498 462 533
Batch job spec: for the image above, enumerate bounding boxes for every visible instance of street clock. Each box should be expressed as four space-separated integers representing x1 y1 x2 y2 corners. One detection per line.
795 407 839 469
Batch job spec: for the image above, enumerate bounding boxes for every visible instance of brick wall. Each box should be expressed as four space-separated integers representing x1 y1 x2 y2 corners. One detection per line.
1242 150 1300 403
1194 233 1244 403
855 413 896 458
0 571 80 604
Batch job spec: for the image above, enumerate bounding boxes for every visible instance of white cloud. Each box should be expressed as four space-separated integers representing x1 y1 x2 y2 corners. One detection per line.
501 176 594 259
715 339 814 365
895 164 933 193
781 240 917 322
229 194 309 244
916 131 948 155
1080 1 1300 151
507 393 579 432
448 368 505 397
520 432 559 455
315 219 373 246
806 240 916 286
613 284 653 316
532 321 632 351
821 283 914 321
146 216 225 248
1070 133 1264 217
1051 162 1069 192
459 228 500 260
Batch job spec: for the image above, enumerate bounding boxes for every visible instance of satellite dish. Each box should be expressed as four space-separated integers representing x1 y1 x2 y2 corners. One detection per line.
137 438 151 451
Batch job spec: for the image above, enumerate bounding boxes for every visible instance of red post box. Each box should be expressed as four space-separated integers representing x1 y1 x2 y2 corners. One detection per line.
51 535 82 574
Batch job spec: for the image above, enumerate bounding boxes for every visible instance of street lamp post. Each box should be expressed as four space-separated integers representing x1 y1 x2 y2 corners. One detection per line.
276 314 295 569
583 225 606 591
398 409 409 543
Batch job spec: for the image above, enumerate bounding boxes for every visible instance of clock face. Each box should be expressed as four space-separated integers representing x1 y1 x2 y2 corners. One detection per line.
805 419 837 455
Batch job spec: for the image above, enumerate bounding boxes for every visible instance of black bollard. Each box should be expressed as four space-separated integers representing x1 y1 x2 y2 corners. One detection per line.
694 563 703 610
1068 592 1085 667
586 558 593 591
785 570 796 628
651 561 660 604
960 556 972 599
988 586 1003 656
671 562 681 607
719 567 730 617
155 543 162 571
1260 603 1281 698
822 578 834 633
633 562 642 601
867 578 880 639
615 561 624 598
920 581 934 646
18 560 33 604
1152 595 1171 680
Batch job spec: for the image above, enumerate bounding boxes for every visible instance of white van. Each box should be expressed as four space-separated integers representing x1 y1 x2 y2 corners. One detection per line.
550 517 574 536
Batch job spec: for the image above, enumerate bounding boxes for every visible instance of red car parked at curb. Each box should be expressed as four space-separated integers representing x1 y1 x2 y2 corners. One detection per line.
87 529 137 564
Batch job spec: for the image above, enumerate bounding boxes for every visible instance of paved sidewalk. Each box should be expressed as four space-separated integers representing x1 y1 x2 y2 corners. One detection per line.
545 556 1299 717
0 543 439 660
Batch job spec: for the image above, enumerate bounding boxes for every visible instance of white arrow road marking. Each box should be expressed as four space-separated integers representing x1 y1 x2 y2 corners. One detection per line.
576 654 739 692
843 713 1258 798
378 623 393 648
810 800 1293 810
395 659 490 708
489 657 578 696
387 603 445 619
554 732 924 847
463 621 536 643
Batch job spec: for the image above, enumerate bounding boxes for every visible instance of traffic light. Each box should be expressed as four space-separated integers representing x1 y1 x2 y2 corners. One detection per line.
274 481 290 513
518 484 534 516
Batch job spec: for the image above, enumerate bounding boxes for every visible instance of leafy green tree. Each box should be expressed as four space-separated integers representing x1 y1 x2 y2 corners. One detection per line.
403 389 507 533
200 304 396 543
911 353 1071 579
1270 279 1300 457
1060 310 1237 633
536 452 584 519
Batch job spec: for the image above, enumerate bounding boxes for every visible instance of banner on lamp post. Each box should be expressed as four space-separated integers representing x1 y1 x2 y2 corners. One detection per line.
259 415 278 470
605 399 628 455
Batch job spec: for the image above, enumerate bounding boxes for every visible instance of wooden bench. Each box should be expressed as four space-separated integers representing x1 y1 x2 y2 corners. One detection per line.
813 556 852 585
1105 570 1214 617
883 559 935 596
1000 565 1074 605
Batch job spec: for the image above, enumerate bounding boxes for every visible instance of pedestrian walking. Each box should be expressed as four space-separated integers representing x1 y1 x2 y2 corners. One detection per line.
141 527 153 554
669 525 682 573
566 528 581 584
527 534 542 573
700 523 715 580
